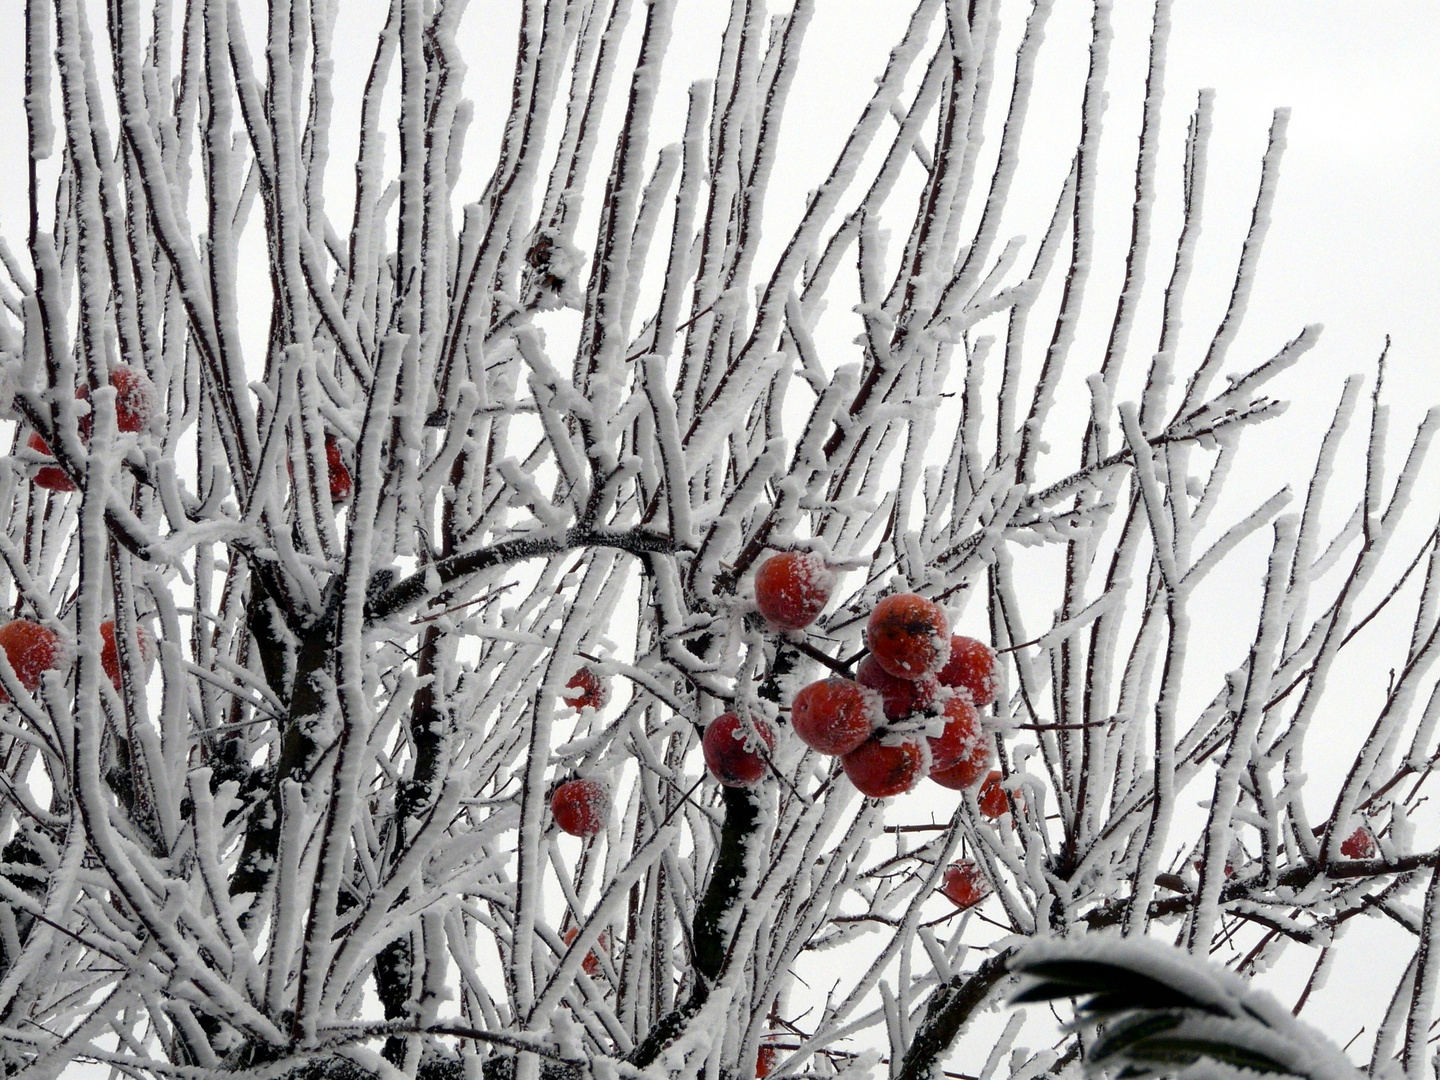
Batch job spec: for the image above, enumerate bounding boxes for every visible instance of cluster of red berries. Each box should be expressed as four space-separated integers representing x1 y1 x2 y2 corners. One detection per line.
751 552 1002 799
27 366 155 492
0 618 153 703
22 366 354 505
547 554 1015 894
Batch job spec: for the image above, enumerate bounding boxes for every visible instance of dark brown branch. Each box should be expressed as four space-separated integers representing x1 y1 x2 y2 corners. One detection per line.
896 950 1015 1080
365 526 683 623
1084 849 1440 931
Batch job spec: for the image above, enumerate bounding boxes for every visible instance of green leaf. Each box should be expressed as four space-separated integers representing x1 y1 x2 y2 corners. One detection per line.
1010 960 1226 1014
1089 1012 1186 1064
1120 1037 1293 1074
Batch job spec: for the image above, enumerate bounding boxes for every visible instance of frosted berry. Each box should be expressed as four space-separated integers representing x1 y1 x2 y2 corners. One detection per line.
936 635 999 708
939 860 990 910
790 678 876 756
79 365 155 436
551 778 610 837
562 666 607 711
703 713 775 788
325 434 352 503
563 926 608 976
27 432 75 492
756 1044 778 1078
99 620 155 692
27 368 156 492
976 770 1016 819
754 551 835 631
1340 826 1376 860
0 619 63 701
855 655 938 720
1194 857 1236 880
929 723 993 791
866 594 950 680
841 734 926 798
111 366 154 432
926 696 985 774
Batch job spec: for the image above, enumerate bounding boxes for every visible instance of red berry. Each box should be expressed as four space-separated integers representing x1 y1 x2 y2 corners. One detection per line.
112 366 154 433
855 655 938 720
325 434 352 503
976 770 1016 819
841 734 926 798
563 926 608 976
551 778 610 837
754 551 836 631
1340 826 1376 860
929 725 993 792
926 696 985 774
756 1044 778 1078
27 432 75 492
936 635 999 708
703 713 775 788
26 368 156 493
1192 856 1237 879
939 860 990 910
790 678 877 756
79 365 155 436
562 666 608 711
866 594 950 680
99 620 155 692
0 619 63 702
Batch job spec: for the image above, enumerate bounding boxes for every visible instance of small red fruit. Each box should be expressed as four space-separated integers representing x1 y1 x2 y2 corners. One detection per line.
27 432 76 492
866 594 950 680
78 365 155 436
1340 826 1376 860
551 778 610 837
562 926 608 976
325 434 352 503
842 734 926 798
929 729 993 792
790 678 876 756
756 1044 778 1078
27 368 156 493
562 666 608 711
754 551 836 631
0 619 63 701
99 620 155 692
936 635 999 708
939 860 990 910
855 655 938 720
703 713 775 788
977 770 1017 819
112 365 154 432
926 696 985 774
1193 858 1236 879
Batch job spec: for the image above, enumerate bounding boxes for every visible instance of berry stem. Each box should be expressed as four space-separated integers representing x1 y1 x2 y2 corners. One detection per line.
785 636 854 676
